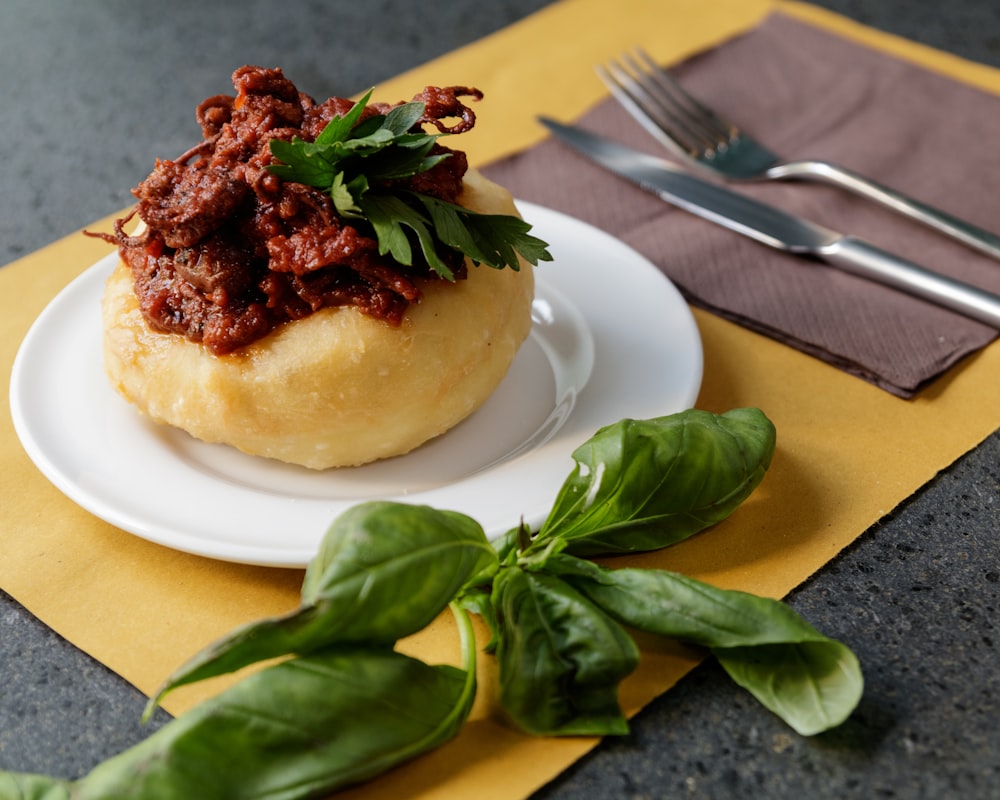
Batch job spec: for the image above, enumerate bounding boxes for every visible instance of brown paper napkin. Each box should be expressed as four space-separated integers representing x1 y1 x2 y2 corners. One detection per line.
484 12 1000 397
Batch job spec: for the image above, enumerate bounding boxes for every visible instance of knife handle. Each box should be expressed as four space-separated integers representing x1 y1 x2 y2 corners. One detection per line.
773 160 1000 262
819 236 1000 328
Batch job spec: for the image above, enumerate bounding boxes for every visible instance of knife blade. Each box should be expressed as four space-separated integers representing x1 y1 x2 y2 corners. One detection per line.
539 117 1000 329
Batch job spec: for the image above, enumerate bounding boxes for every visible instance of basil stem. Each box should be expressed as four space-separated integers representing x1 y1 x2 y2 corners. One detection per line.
530 407 776 557
148 501 496 711
554 555 863 736
491 565 638 735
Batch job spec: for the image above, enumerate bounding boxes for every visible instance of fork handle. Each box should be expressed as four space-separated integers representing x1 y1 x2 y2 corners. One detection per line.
819 235 1000 328
770 160 1000 262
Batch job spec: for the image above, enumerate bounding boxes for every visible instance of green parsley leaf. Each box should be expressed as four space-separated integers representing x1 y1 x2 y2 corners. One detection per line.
266 89 552 276
360 139 449 183
267 138 337 189
415 194 553 270
314 88 375 146
382 101 426 135
360 193 457 280
330 172 366 218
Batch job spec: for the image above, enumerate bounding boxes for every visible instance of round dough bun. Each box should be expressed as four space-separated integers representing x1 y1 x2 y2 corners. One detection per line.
101 168 535 469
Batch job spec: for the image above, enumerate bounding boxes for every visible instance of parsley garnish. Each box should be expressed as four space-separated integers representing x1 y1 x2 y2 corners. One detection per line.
267 89 552 280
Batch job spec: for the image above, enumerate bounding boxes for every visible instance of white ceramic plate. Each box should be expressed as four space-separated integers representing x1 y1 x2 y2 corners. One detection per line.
10 203 702 567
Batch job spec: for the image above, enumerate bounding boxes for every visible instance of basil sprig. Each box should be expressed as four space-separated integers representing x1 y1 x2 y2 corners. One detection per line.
481 408 859 737
267 89 552 280
0 408 864 798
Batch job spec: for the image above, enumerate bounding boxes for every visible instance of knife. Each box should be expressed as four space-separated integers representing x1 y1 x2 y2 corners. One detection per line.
538 117 1000 329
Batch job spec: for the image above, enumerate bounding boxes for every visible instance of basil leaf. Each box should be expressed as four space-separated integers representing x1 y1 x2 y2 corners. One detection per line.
148 501 496 709
76 647 475 799
491 565 637 735
532 407 776 556
562 561 863 736
717 641 863 736
302 501 496 605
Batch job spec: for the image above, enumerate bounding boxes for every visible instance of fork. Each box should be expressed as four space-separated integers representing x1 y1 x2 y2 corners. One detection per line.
597 49 1000 261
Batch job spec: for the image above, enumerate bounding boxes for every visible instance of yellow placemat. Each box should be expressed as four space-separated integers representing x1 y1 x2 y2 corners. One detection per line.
2 1 998 797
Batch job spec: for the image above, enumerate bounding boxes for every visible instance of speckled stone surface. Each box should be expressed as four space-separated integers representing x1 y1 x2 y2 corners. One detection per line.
2 1 998 797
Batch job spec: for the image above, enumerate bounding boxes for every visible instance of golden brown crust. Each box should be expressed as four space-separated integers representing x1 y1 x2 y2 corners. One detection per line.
101 169 535 468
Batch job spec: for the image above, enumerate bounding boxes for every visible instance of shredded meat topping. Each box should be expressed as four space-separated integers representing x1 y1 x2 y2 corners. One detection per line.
89 66 481 354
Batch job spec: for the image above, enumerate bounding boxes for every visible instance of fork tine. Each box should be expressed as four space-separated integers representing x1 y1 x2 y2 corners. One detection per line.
596 61 701 156
630 48 737 147
619 50 722 150
596 61 703 158
597 48 737 159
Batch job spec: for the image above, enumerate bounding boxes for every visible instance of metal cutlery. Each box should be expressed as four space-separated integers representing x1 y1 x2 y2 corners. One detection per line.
538 117 1000 328
597 49 1000 261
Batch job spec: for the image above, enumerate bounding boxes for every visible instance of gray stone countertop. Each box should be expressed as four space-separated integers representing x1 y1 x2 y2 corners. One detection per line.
1 1 998 798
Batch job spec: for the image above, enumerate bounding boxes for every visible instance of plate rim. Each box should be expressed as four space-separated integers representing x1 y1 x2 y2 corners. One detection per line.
10 201 703 567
